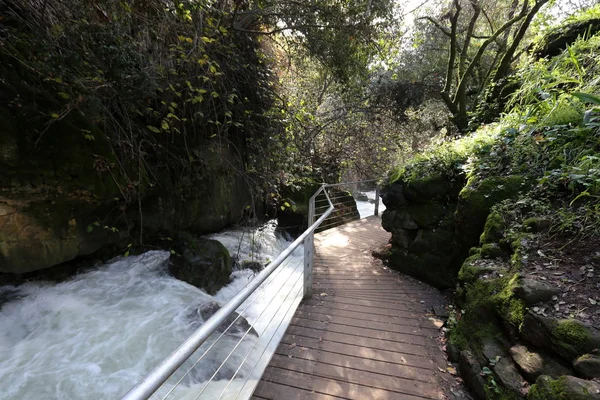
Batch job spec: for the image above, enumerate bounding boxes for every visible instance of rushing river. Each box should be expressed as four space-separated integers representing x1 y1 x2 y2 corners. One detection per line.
0 194 381 400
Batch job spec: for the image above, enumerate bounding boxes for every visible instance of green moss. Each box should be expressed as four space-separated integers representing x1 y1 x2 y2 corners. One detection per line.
552 320 591 357
528 376 569 400
496 273 527 326
480 243 505 259
456 175 529 251
523 217 551 233
480 212 505 244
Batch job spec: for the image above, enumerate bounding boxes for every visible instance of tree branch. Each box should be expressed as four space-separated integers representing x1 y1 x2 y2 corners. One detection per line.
418 16 451 36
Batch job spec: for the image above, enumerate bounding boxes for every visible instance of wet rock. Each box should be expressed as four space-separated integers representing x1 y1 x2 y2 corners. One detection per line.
573 354 600 379
514 278 562 306
510 344 572 381
459 350 487 400
240 260 263 272
169 233 232 294
189 301 257 336
529 375 600 399
494 357 527 395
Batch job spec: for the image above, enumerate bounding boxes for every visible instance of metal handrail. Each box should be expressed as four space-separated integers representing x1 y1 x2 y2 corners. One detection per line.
121 186 334 400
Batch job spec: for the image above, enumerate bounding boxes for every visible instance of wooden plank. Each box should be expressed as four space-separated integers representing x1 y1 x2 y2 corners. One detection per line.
285 324 432 357
279 333 437 369
299 300 420 319
261 366 428 400
253 380 343 400
268 354 442 399
291 312 437 337
274 344 438 383
288 316 433 347
297 303 423 325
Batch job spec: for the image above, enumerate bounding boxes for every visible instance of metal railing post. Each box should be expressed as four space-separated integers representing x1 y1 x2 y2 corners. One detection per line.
374 185 380 216
303 189 317 299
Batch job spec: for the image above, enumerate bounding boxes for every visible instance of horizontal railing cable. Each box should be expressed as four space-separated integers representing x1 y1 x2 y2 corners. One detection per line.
159 254 297 399
205 260 304 400
189 258 303 400
228 275 304 400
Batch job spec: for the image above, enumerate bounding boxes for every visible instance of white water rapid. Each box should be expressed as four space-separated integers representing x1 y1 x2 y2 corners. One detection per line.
0 221 302 400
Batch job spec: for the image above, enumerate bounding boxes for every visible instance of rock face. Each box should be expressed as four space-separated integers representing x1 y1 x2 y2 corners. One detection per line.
169 233 232 294
0 105 254 276
381 175 464 289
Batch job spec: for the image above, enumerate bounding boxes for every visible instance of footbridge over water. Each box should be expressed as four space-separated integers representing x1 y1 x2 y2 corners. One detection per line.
122 182 451 400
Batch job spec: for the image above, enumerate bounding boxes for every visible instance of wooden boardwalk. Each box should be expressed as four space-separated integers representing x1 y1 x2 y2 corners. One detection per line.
252 216 450 400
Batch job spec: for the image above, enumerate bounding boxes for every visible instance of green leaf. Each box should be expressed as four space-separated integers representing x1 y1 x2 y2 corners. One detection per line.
147 125 160 133
51 113 60 119
58 92 70 100
161 120 170 130
86 225 93 233
572 92 600 105
124 250 130 257
280 206 285 211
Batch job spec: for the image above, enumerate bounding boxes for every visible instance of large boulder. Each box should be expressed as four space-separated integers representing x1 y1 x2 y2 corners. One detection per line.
169 233 232 294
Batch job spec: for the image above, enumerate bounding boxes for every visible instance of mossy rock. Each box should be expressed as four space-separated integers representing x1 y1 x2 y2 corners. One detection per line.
382 209 418 231
404 174 454 203
552 320 600 361
456 175 528 252
523 217 551 233
458 254 508 283
531 17 600 59
510 344 572 382
573 353 600 379
528 375 600 400
404 202 447 228
409 228 455 255
480 213 505 244
380 182 408 210
387 248 461 289
521 313 600 361
169 233 232 294
480 243 505 259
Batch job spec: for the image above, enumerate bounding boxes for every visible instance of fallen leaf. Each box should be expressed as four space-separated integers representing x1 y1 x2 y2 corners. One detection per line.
288 343 297 349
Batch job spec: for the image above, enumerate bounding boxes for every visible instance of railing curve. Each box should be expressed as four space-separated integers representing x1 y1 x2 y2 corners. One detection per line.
121 180 380 400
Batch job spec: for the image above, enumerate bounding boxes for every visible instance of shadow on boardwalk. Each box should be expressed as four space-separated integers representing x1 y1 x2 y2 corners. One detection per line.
253 216 469 400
